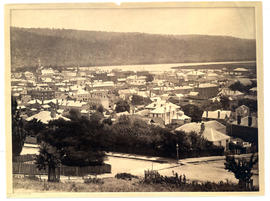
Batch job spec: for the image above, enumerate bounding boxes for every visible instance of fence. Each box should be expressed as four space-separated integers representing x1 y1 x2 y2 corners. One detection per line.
13 154 36 163
13 162 111 176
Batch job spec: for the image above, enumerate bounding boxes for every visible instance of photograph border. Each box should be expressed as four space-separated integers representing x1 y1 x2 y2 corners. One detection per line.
4 1 264 197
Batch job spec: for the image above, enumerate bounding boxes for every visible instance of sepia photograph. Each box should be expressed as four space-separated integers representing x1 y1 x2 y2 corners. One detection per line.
4 1 264 197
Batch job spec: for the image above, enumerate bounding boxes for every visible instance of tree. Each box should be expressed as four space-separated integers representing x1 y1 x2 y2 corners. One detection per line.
238 98 257 113
25 119 46 137
229 81 252 93
115 100 130 113
131 94 152 106
97 105 104 114
182 104 203 122
37 117 106 168
224 153 258 188
146 74 154 83
11 96 27 157
67 108 81 121
220 95 230 110
35 142 61 182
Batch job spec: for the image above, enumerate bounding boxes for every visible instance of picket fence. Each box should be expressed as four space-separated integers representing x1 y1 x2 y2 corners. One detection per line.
13 162 111 176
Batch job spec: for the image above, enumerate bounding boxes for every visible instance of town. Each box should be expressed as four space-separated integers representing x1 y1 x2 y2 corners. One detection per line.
11 59 259 192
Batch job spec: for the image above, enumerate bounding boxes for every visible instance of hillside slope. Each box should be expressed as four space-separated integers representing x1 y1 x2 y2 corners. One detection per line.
10 27 256 69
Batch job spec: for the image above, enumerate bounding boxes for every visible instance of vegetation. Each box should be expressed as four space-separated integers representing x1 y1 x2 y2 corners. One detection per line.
29 110 224 180
13 174 258 192
11 27 256 69
35 142 61 182
238 98 257 113
11 96 27 157
224 153 258 188
108 115 223 158
131 94 152 106
115 100 130 113
115 173 139 180
145 74 154 83
182 104 203 122
229 80 256 93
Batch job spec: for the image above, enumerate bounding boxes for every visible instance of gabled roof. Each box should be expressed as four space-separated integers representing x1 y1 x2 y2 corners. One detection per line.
175 122 229 142
146 100 180 110
26 111 70 124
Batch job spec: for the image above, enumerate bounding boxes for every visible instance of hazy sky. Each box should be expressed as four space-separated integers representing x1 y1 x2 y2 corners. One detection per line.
11 7 256 39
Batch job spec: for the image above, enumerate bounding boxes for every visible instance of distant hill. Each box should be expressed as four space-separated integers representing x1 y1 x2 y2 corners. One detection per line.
10 27 256 69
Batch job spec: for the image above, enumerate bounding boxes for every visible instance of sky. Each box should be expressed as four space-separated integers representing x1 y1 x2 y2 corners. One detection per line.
11 7 255 39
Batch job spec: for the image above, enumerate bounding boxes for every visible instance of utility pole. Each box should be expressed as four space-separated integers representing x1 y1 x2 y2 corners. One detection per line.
176 143 179 164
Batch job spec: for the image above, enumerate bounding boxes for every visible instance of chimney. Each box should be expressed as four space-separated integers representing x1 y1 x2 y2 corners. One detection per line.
248 116 252 127
237 115 242 125
217 110 220 119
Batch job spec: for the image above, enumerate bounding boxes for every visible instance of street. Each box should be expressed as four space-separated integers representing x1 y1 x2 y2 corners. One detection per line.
105 154 259 186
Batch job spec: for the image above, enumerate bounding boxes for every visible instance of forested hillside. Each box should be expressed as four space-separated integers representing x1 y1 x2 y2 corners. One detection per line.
10 27 256 69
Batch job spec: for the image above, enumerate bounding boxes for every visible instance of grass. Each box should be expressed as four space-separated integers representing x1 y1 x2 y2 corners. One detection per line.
13 175 259 193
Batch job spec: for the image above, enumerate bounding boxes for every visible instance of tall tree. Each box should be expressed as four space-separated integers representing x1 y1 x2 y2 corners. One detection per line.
11 96 26 157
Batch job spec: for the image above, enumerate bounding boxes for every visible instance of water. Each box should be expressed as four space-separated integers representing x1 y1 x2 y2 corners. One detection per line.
81 60 256 72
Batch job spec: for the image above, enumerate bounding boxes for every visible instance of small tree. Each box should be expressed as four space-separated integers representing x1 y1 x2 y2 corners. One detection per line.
182 104 203 122
115 100 130 113
220 95 230 110
146 74 154 83
35 142 62 182
224 153 258 188
97 105 104 114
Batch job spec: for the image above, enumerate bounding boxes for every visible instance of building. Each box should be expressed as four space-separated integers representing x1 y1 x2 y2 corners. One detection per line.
26 110 70 124
175 121 230 150
146 100 181 125
186 71 205 80
194 83 219 99
28 87 55 100
226 115 258 146
202 110 231 124
171 110 191 126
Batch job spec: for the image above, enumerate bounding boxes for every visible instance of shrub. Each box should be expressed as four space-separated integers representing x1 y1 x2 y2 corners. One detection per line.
84 176 104 184
115 173 139 180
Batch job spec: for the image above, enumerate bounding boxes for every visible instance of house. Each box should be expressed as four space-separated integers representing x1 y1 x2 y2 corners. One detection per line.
26 110 70 124
171 110 191 126
194 83 219 99
233 68 249 76
28 87 55 100
218 88 244 99
202 110 231 124
186 71 205 80
126 75 146 86
226 115 258 146
146 100 181 125
175 121 230 150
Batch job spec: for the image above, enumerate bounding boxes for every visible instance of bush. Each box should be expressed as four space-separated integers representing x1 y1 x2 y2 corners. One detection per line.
84 176 104 184
115 173 139 180
143 170 187 186
143 170 258 191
